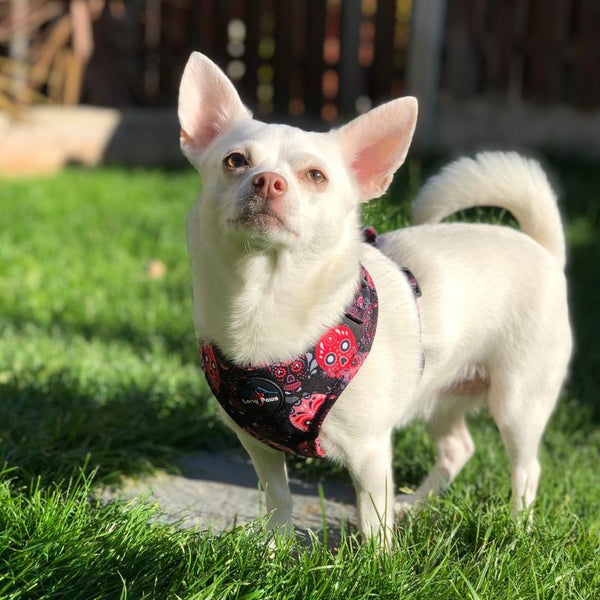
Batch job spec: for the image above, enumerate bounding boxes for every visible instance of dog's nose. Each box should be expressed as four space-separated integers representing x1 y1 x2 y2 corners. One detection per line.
252 172 287 200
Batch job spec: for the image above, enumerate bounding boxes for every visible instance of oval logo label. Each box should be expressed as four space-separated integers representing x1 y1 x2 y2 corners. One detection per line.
240 377 284 415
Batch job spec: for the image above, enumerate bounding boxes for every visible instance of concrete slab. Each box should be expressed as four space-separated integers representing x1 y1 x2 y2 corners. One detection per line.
101 449 357 537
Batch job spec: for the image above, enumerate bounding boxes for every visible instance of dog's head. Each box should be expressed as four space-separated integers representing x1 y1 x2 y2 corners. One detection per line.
179 52 417 252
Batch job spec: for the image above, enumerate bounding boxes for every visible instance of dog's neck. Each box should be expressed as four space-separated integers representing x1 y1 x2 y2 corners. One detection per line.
189 214 362 365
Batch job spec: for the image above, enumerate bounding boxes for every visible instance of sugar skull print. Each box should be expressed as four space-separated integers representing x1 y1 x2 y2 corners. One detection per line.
289 393 327 432
298 437 325 458
270 357 308 393
316 325 359 378
200 343 221 393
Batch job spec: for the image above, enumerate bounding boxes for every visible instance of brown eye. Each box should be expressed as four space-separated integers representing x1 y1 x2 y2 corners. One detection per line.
224 152 249 170
307 168 326 184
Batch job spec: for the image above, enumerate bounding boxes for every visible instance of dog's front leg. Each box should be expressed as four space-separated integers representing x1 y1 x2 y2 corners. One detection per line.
237 430 293 534
345 435 395 548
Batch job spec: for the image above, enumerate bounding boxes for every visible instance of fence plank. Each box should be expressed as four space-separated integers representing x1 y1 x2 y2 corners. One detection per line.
571 0 600 108
441 0 482 98
338 0 362 115
372 0 396 102
408 0 447 148
287 0 309 115
242 0 261 109
191 0 217 58
305 0 325 117
524 0 572 104
486 0 518 96
273 0 292 114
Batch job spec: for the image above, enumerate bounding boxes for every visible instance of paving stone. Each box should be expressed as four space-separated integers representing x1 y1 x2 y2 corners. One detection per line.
101 449 357 538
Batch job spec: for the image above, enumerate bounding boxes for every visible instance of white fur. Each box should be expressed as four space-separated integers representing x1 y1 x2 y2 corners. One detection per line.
179 53 572 546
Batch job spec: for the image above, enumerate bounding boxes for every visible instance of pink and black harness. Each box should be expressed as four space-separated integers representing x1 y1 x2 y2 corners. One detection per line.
200 266 378 458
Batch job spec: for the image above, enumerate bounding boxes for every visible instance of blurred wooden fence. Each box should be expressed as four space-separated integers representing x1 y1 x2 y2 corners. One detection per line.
2 0 600 114
442 0 600 109
166 0 412 122
2 0 600 153
91 0 413 123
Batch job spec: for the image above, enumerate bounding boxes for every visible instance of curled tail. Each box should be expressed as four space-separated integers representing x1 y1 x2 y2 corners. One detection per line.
411 152 566 268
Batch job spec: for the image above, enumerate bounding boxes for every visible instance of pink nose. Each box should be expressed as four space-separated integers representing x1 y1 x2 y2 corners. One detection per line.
252 172 287 200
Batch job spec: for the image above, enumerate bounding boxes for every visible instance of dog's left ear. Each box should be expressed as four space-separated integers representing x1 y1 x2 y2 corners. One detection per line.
337 97 418 201
178 52 252 165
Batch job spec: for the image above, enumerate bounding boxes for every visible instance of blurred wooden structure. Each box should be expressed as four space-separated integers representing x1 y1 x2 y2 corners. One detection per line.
1 0 600 154
435 0 600 152
442 0 600 109
156 0 413 122
3 0 596 112
0 0 97 117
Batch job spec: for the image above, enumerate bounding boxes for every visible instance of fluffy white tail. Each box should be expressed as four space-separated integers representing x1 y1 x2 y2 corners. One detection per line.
411 152 566 268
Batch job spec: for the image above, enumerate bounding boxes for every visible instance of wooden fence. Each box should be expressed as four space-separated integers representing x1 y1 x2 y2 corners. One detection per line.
86 0 600 115
2 0 600 154
442 0 600 109
144 0 413 124
435 0 600 154
3 0 600 114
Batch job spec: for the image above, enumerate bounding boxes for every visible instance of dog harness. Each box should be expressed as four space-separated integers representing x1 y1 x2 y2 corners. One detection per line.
199 231 422 459
200 266 379 458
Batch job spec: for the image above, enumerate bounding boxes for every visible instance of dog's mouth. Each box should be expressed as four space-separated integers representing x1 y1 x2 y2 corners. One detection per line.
229 195 298 237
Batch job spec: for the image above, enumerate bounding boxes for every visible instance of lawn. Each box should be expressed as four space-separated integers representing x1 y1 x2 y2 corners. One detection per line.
0 157 599 599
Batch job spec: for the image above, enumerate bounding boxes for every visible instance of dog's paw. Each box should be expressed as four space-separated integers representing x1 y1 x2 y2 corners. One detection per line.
394 492 423 517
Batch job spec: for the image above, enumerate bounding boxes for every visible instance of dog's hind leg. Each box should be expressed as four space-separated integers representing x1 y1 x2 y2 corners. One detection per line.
237 430 293 534
421 412 476 496
488 376 560 520
396 408 475 512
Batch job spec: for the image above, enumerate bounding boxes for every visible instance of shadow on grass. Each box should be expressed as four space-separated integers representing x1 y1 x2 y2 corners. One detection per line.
565 241 600 413
0 368 231 489
550 155 600 416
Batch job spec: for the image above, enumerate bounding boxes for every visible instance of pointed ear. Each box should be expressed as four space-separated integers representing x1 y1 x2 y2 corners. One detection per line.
178 52 251 164
337 97 418 201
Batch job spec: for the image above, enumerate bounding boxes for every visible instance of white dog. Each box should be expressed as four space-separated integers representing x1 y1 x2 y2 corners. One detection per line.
178 52 572 545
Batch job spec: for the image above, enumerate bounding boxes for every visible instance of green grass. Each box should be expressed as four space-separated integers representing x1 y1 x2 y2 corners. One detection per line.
0 158 599 599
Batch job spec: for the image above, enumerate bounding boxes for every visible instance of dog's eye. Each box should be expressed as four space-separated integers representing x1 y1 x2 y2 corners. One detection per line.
307 168 327 184
224 152 250 170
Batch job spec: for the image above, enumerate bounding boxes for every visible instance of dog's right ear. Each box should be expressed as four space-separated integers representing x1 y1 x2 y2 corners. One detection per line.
178 52 251 165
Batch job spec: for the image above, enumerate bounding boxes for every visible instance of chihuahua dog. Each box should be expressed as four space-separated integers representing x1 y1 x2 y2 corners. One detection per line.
178 52 572 545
